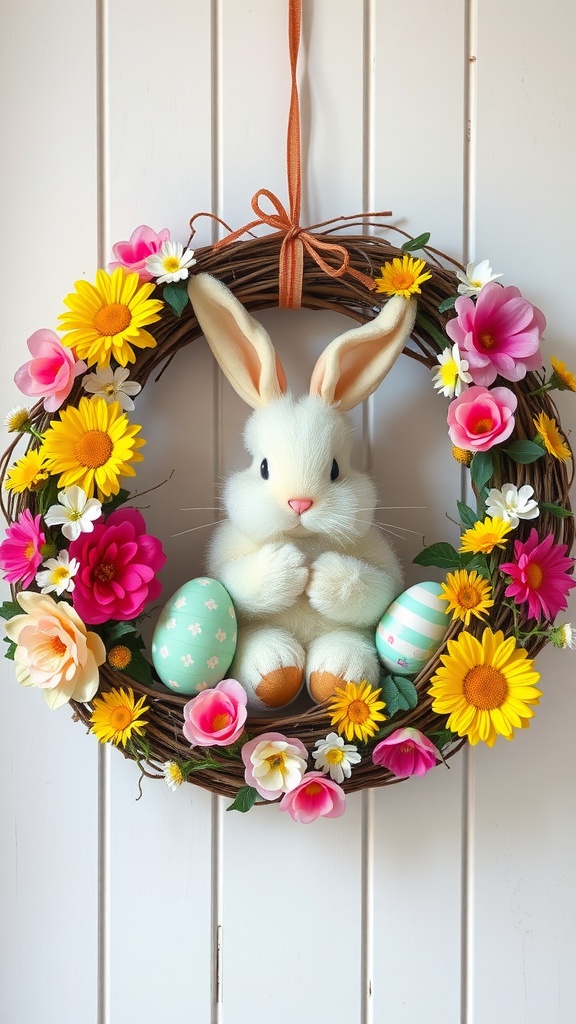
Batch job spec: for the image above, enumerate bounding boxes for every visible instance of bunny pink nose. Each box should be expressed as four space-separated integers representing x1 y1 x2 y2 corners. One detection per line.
288 498 313 515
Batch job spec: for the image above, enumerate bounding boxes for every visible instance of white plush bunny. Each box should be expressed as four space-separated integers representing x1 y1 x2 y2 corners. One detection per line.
188 273 416 712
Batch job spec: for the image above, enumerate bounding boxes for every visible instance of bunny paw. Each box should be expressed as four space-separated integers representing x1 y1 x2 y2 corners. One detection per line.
220 542 309 615
231 626 306 712
306 630 380 703
307 552 393 626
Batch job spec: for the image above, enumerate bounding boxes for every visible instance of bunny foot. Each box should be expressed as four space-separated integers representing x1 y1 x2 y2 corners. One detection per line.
232 626 305 712
306 630 380 703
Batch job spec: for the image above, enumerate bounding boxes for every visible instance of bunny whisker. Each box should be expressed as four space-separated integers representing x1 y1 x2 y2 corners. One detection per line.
171 520 225 538
180 506 225 512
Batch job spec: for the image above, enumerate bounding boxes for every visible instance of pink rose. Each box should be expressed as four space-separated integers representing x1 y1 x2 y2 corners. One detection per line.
372 727 438 778
14 329 87 412
110 224 171 282
279 771 346 823
447 384 517 452
183 678 248 747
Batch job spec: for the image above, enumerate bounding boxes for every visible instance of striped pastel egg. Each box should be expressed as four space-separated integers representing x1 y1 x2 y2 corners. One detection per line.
375 581 448 677
151 578 237 695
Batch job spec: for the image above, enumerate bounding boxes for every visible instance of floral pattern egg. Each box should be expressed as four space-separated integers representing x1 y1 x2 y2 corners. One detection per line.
152 578 237 695
375 581 448 677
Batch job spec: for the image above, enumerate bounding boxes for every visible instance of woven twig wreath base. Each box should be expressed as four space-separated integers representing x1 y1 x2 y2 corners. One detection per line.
2 231 574 800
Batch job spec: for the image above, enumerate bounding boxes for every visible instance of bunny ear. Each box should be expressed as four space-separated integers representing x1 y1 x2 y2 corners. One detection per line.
188 274 287 408
309 295 417 411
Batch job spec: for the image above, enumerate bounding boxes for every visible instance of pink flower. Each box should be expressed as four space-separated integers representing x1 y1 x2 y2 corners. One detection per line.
68 507 166 624
14 329 87 412
500 528 576 621
279 772 346 823
372 727 438 778
0 510 45 587
110 224 171 282
242 732 308 799
446 282 545 386
447 384 517 452
183 678 248 747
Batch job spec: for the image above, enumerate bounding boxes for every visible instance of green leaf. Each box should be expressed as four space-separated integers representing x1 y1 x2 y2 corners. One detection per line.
101 488 131 515
427 728 458 751
401 231 431 253
163 283 189 318
502 440 545 465
37 474 61 516
413 542 462 570
0 601 21 621
115 647 152 686
3 640 16 661
460 552 491 579
470 451 493 495
438 295 458 314
102 620 140 646
457 500 480 529
539 502 573 519
226 785 258 814
380 675 419 717
415 312 450 350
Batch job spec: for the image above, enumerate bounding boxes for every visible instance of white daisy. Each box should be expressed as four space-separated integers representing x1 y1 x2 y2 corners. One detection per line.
145 240 197 285
313 732 361 784
485 483 539 529
549 623 576 650
456 259 503 296
44 485 102 541
82 365 142 412
432 344 473 398
35 549 79 596
163 761 184 790
4 405 31 432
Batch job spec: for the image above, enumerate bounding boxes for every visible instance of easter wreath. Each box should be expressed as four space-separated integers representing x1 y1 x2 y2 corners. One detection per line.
0 221 574 822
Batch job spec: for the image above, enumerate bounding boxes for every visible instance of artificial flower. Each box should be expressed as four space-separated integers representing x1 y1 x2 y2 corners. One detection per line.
533 411 571 462
145 240 197 285
35 549 79 596
549 623 575 650
40 396 145 500
327 679 386 743
4 406 32 433
182 678 247 747
58 267 163 368
44 485 102 541
0 510 45 587
372 727 438 777
82 365 142 411
447 385 517 452
429 627 541 747
455 259 503 296
485 483 539 528
549 356 576 393
68 507 165 624
4 448 48 493
279 772 346 823
451 445 473 466
312 732 361 783
14 328 86 412
110 224 171 282
439 569 494 625
459 516 512 555
5 591 105 709
446 282 545 386
89 686 149 747
242 732 308 799
163 761 184 790
374 255 432 298
499 528 576 621
107 645 133 670
432 343 473 398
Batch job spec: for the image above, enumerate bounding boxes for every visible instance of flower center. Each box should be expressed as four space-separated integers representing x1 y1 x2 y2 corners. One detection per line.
52 566 70 583
109 706 133 731
440 360 459 386
104 383 118 397
95 562 116 583
266 753 285 769
49 635 67 658
347 698 370 724
108 645 132 670
211 712 231 731
74 429 113 468
399 743 415 755
163 256 181 273
458 584 481 609
390 270 416 291
93 302 132 336
24 541 37 560
305 782 323 796
325 748 345 765
479 330 496 350
526 562 543 589
472 417 494 434
463 665 508 710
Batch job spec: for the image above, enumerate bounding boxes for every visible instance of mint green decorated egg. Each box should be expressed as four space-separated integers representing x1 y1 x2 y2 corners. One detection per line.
375 582 448 677
151 578 237 695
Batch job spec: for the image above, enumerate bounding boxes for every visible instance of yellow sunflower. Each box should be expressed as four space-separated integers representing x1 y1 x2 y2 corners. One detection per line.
440 569 493 626
4 448 49 492
327 679 386 743
90 686 149 747
533 411 571 461
459 516 512 555
374 255 432 299
40 396 145 500
550 356 576 393
58 267 164 368
429 627 541 747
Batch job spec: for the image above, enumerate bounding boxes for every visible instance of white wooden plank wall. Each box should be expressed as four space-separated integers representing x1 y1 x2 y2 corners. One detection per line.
1 2 575 1022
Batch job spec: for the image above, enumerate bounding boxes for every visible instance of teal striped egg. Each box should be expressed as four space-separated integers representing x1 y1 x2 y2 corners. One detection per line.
151 578 237 695
375 581 448 677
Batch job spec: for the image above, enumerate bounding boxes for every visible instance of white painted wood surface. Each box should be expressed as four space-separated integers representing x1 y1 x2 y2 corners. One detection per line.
1 2 575 1022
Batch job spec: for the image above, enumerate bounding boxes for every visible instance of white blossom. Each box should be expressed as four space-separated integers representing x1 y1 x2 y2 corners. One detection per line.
313 732 361 784
456 259 503 296
485 484 539 529
82 365 141 412
44 485 102 541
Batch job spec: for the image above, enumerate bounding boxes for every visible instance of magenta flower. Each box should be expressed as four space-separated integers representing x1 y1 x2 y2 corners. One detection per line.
242 732 308 799
68 507 165 624
14 329 87 412
183 678 248 747
446 282 545 386
500 528 576 621
372 727 438 778
279 772 346 823
447 385 517 452
0 510 45 587
110 224 171 282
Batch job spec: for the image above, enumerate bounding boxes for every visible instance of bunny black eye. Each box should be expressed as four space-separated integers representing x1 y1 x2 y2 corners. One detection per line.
330 458 340 481
260 458 269 480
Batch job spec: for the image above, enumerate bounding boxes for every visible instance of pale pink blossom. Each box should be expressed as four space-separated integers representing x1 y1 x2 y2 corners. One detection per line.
110 224 171 282
447 385 517 452
279 771 346 823
372 727 438 778
14 329 87 412
182 678 247 747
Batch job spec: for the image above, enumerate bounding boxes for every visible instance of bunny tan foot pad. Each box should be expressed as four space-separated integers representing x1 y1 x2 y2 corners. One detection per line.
255 667 304 708
308 671 347 703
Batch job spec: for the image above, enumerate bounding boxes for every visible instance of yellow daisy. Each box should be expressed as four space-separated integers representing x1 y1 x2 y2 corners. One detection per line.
533 411 571 461
374 255 432 299
327 679 386 743
90 686 149 747
58 267 164 369
428 627 541 747
440 569 494 626
4 448 49 493
459 516 512 555
550 356 576 393
40 396 145 500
